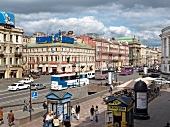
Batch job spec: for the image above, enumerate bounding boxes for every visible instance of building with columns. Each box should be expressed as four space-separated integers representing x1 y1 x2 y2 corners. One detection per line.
0 25 24 79
160 26 170 74
22 42 95 73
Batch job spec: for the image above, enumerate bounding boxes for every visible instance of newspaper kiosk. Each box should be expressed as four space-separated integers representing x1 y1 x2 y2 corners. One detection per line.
106 96 134 127
46 92 72 121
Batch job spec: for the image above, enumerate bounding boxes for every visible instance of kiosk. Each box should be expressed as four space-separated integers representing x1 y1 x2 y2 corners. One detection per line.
106 96 134 127
46 92 72 121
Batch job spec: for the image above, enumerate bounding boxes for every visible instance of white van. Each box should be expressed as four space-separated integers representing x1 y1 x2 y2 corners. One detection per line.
87 71 95 79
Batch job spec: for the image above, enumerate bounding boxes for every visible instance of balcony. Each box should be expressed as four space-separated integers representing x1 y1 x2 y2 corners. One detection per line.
0 51 4 57
15 52 22 57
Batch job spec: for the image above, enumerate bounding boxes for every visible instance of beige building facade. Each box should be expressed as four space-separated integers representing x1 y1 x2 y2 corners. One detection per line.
0 25 24 79
140 45 161 67
22 42 95 73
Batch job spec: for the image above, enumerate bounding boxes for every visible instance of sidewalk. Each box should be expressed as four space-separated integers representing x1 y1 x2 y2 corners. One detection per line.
2 89 170 127
20 95 108 127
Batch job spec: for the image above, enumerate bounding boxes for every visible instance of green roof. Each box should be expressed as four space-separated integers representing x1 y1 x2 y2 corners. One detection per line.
22 42 94 49
117 37 140 43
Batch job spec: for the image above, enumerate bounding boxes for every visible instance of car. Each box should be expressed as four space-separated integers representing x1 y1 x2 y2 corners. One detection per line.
18 77 34 84
149 73 160 78
31 83 46 90
153 78 170 84
8 83 28 91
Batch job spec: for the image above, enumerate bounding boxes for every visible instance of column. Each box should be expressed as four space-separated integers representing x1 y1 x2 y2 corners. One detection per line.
166 37 169 57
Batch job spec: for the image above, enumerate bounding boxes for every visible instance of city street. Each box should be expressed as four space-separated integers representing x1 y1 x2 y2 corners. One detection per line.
0 71 141 105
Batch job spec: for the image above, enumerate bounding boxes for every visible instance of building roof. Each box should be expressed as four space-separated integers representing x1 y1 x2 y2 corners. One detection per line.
22 42 94 49
117 37 140 44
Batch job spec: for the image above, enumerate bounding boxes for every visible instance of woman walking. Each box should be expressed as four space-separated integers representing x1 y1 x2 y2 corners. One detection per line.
7 110 14 126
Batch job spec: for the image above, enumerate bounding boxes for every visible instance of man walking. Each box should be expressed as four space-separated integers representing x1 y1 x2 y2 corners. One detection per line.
75 102 80 120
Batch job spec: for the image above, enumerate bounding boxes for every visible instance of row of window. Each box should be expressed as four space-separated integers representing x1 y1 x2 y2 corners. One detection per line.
60 74 88 81
24 47 94 53
2 58 20 65
1 34 19 42
0 47 20 53
25 56 95 62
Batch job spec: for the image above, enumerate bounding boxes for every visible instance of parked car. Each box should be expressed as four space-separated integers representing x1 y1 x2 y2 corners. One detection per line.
18 77 34 84
149 73 160 78
8 83 29 91
42 71 49 75
31 83 46 90
153 78 170 84
49 71 58 75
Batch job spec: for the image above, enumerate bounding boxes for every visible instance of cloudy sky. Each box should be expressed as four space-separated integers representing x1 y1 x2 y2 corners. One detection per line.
1 0 170 47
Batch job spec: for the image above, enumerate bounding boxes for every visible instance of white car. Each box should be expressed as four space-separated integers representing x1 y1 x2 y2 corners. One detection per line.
8 83 29 91
18 77 34 84
154 78 170 84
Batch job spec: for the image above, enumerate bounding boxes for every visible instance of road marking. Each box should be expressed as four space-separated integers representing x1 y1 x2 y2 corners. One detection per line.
0 86 50 98
0 89 8 92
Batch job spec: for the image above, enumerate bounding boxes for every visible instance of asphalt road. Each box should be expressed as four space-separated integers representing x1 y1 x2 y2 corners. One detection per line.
0 71 141 103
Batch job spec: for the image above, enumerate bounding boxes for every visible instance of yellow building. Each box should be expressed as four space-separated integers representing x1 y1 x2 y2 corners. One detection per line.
0 25 24 79
22 42 95 73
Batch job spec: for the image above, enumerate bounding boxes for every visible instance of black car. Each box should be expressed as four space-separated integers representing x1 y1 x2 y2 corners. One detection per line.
149 73 160 78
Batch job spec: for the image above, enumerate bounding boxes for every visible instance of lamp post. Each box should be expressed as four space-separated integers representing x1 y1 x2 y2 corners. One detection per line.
29 74 32 121
115 67 118 82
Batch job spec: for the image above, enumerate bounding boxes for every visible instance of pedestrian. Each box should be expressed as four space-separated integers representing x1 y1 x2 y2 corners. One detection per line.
28 101 34 112
7 110 14 126
43 101 48 109
45 112 54 127
110 84 113 94
90 105 95 122
53 116 60 127
95 106 99 122
75 102 80 120
64 116 71 127
23 100 28 112
0 107 4 125
43 112 48 127
58 112 63 126
70 106 75 121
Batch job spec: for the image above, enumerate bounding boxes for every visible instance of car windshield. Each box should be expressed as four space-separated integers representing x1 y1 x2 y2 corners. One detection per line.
11 84 17 86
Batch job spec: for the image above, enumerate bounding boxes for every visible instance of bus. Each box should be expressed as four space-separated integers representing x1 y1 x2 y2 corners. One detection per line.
87 71 95 79
51 72 89 90
119 66 133 75
95 69 108 80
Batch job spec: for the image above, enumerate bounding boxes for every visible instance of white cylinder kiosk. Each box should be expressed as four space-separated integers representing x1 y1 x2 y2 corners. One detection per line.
108 67 115 85
143 65 148 75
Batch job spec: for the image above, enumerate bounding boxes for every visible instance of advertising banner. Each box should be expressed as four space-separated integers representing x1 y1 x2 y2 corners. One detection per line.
0 11 15 26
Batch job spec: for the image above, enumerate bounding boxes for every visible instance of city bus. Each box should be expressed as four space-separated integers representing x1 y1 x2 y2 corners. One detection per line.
95 69 108 80
51 72 89 90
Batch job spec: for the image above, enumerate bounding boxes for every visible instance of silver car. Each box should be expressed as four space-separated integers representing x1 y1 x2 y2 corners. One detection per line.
31 83 46 90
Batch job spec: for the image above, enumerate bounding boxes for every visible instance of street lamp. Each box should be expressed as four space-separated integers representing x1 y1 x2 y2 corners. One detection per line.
29 74 32 121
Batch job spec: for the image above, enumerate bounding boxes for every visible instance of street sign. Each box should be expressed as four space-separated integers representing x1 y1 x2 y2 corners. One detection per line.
31 91 38 99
